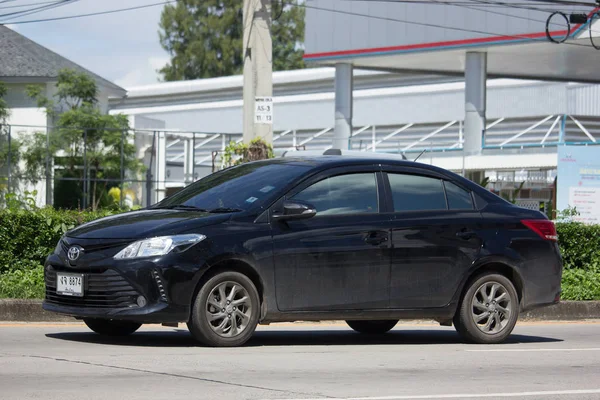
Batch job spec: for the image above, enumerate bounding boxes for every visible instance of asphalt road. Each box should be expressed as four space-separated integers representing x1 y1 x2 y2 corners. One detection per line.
1 321 599 400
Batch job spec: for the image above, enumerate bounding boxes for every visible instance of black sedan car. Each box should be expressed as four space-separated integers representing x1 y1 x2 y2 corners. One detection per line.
43 155 562 347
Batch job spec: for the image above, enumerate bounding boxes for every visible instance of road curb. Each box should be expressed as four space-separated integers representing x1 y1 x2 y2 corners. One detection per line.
1 299 599 322
520 300 600 321
0 300 72 322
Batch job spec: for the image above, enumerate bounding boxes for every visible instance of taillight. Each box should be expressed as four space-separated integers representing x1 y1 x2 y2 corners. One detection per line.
521 219 558 241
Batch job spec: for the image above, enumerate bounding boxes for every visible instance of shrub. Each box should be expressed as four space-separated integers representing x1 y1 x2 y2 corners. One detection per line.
561 268 600 301
556 222 600 271
0 206 115 275
0 268 44 299
0 209 599 300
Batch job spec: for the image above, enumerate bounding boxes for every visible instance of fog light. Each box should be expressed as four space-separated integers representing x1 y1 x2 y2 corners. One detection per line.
137 296 147 307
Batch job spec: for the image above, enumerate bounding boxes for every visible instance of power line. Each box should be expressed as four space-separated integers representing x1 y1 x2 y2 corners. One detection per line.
525 0 596 6
445 0 600 33
0 0 61 10
295 1 595 49
340 0 595 14
465 0 593 14
0 0 78 21
360 0 600 35
340 0 592 7
0 0 176 25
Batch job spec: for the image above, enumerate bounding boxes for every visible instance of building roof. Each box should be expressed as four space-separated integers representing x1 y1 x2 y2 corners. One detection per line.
0 25 125 95
110 67 460 110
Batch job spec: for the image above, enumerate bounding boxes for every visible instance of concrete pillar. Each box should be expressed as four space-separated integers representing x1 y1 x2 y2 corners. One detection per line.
464 52 487 155
333 64 353 150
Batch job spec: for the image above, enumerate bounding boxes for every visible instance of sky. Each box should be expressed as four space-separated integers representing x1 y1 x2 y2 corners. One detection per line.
3 0 172 89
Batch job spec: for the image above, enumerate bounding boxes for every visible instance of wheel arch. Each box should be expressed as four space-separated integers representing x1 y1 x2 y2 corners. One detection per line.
457 261 525 308
189 258 266 320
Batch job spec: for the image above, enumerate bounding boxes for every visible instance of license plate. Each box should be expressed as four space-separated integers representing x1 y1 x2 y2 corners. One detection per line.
56 273 84 297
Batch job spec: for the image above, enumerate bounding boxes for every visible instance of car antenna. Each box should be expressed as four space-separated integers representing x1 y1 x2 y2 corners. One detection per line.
413 149 426 162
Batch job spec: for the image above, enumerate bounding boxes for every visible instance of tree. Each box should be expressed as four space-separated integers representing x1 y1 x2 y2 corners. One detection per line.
158 0 305 80
0 82 22 202
0 82 9 123
25 69 144 210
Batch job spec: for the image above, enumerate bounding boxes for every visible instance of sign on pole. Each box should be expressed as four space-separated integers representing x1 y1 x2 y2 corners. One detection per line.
254 97 273 125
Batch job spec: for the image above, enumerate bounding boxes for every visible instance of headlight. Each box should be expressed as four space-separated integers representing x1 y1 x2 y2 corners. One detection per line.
114 234 206 260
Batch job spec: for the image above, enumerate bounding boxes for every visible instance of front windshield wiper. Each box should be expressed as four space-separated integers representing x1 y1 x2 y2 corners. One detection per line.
208 207 244 213
156 205 209 211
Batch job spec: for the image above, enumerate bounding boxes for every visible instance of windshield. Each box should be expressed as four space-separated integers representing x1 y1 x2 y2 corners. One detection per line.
154 161 312 212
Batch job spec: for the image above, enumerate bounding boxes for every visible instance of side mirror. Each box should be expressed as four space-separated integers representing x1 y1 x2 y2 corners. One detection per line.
272 201 316 221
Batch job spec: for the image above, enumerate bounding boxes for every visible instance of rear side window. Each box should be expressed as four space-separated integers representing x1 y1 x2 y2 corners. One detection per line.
444 181 474 210
388 173 447 212
291 173 378 216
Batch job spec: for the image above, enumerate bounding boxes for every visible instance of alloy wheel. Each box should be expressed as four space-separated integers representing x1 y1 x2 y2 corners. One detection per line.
471 281 513 335
205 281 252 338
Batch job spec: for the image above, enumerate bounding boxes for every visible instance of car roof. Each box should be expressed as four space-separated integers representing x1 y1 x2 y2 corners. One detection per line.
267 152 506 205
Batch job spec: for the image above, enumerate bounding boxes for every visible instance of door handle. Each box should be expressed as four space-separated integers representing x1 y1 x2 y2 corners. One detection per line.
365 231 388 245
456 230 476 240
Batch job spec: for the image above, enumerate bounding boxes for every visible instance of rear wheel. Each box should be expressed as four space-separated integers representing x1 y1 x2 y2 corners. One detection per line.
346 320 398 334
187 271 260 347
83 319 141 336
454 273 519 344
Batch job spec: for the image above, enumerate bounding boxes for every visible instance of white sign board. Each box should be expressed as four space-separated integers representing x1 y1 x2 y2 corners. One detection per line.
569 187 600 224
254 97 273 124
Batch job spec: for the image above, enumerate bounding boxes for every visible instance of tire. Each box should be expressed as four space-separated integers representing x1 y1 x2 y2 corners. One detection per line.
453 273 519 344
187 271 260 347
83 319 141 336
346 320 398 334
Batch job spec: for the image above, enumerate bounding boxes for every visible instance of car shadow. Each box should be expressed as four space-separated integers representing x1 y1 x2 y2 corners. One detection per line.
45 327 563 348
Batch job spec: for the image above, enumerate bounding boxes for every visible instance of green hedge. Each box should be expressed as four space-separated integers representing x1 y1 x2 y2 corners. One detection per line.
0 209 599 300
0 207 114 298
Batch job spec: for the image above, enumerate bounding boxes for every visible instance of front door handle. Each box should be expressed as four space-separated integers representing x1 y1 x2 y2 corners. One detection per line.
456 230 476 240
365 231 388 245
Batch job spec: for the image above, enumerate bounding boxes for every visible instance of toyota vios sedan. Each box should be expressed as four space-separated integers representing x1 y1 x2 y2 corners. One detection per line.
43 155 562 347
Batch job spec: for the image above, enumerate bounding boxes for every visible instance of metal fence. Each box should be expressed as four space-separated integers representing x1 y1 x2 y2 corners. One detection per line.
0 124 242 209
2 115 598 209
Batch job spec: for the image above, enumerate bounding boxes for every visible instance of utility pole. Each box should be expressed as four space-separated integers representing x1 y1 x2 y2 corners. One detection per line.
242 0 273 145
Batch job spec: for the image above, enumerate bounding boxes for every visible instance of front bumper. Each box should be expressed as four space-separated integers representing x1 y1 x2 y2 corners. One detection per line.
43 241 211 324
42 300 189 323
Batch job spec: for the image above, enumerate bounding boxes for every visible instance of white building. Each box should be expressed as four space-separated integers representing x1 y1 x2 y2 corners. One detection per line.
0 25 126 205
111 67 600 210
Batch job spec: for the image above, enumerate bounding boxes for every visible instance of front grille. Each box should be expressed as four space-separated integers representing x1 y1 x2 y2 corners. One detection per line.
45 267 139 309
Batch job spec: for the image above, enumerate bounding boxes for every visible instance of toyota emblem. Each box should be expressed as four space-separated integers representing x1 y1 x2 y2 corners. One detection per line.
67 246 82 261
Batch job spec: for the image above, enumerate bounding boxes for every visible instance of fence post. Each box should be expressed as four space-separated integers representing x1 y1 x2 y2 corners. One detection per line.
45 126 52 206
120 129 125 208
192 132 196 182
83 129 87 209
146 131 156 207
371 126 376 152
6 125 11 193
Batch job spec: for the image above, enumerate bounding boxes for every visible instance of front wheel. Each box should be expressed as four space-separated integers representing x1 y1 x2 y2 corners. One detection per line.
346 320 398 334
454 273 519 344
187 271 260 347
83 319 141 336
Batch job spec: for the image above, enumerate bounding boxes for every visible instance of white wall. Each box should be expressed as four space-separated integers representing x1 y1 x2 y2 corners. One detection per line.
128 115 166 207
4 83 49 206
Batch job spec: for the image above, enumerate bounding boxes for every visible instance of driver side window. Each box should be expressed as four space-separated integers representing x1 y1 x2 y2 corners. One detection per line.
291 173 378 216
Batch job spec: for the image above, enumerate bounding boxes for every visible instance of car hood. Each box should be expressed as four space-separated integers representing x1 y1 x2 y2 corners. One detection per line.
66 209 232 240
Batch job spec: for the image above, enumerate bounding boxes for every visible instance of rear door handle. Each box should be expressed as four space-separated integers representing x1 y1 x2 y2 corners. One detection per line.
456 230 476 240
365 231 388 245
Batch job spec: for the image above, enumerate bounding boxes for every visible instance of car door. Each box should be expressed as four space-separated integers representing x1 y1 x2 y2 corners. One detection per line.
271 165 392 312
383 167 483 309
